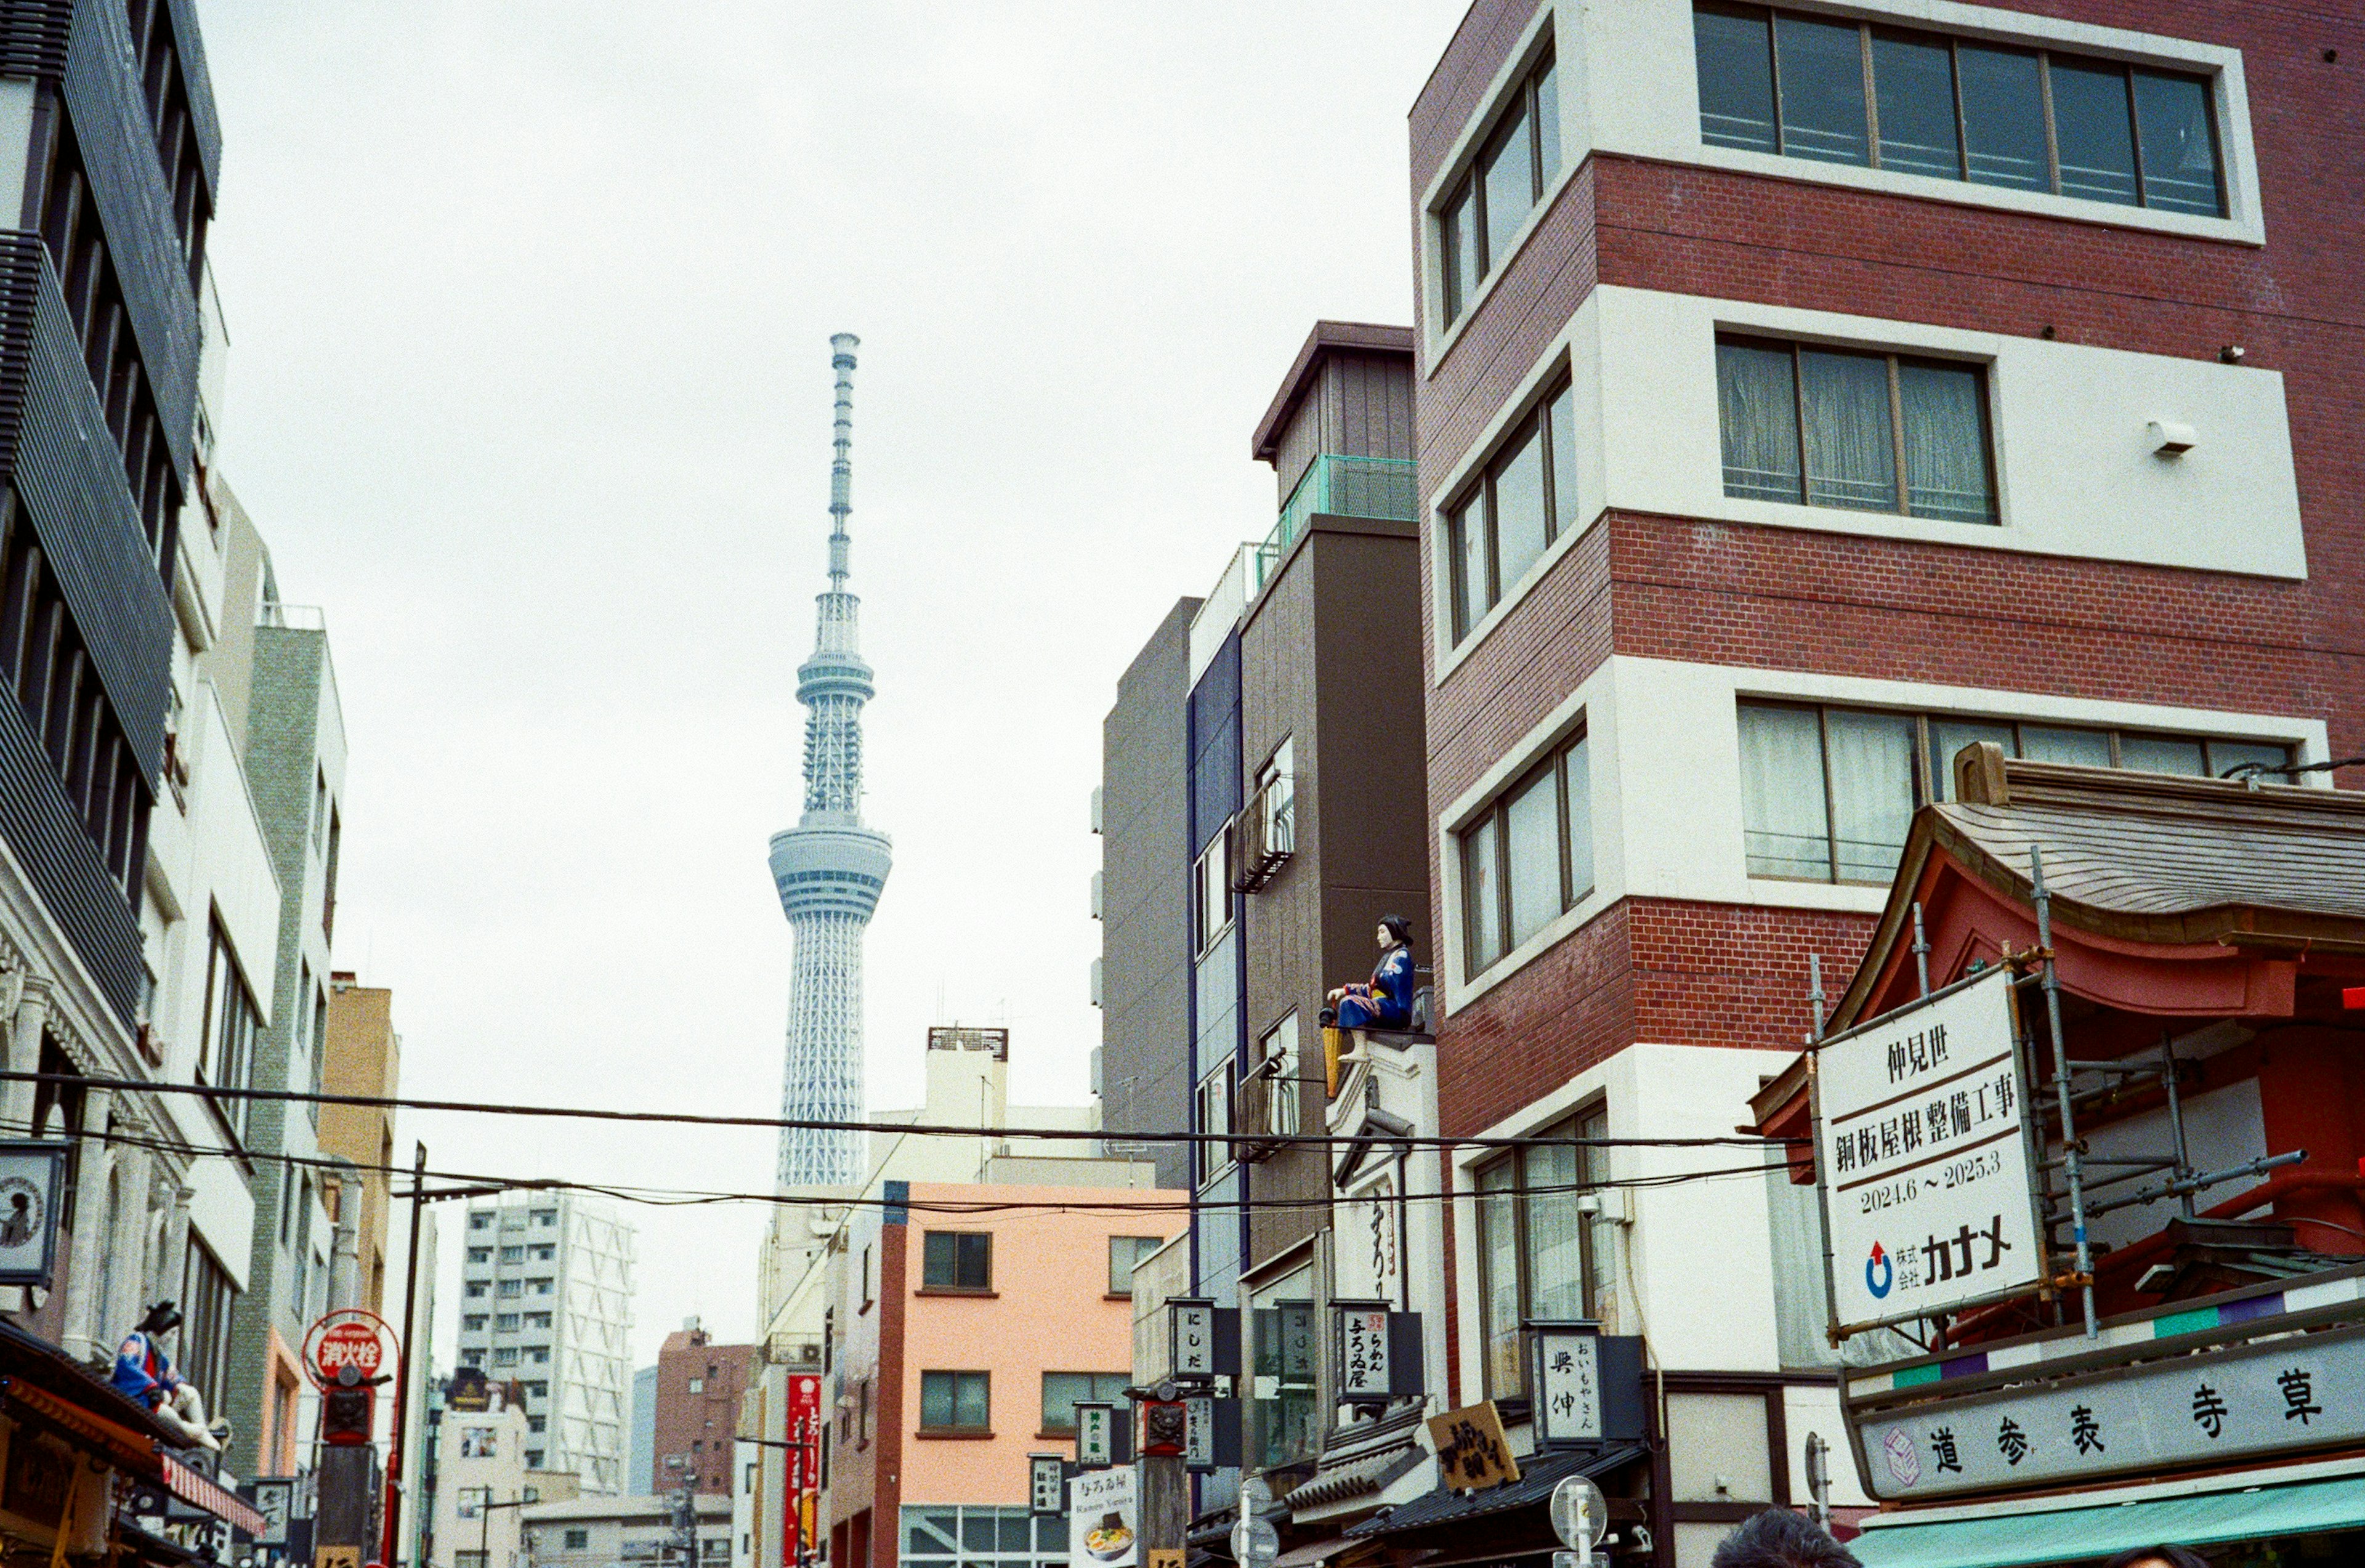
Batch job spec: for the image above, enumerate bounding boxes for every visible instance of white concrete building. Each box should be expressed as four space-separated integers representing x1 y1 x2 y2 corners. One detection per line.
521 1493 730 1568
458 1192 637 1492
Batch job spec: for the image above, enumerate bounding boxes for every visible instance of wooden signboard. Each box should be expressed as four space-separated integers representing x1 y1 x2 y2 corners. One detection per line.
1427 1402 1521 1493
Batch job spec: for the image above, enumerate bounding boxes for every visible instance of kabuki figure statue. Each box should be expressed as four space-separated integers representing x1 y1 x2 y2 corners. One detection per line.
1323 914 1417 1031
111 1302 223 1450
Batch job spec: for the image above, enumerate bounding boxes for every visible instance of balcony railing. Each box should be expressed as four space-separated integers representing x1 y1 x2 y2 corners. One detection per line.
1253 455 1418 591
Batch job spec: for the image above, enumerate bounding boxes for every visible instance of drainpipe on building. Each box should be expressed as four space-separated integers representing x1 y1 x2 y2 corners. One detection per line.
330 1158 362 1311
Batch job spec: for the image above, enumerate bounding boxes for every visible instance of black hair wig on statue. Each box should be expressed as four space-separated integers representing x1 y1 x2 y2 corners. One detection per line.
1378 914 1412 947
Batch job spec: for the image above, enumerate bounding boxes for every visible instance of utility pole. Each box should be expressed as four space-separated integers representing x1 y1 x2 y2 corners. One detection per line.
381 1142 430 1568
315 1160 376 1568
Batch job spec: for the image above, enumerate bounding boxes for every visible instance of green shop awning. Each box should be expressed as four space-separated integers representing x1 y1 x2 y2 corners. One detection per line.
1851 1474 2365 1567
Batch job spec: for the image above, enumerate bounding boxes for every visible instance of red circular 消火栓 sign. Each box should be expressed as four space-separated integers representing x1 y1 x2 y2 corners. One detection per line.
303 1309 394 1389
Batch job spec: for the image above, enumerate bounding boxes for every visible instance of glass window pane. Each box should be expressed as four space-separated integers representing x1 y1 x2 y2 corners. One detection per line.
1534 59 1561 184
999 1516 1031 1552
1477 1163 1523 1397
1825 709 1916 884
1452 495 1490 636
1442 183 1476 323
920 1373 952 1428
1717 340 1803 503
1930 719 2017 799
1041 1372 1086 1431
1958 45 2048 190
1096 1373 1131 1401
1897 360 1993 522
2050 58 2138 205
1548 384 1579 538
1481 104 1534 270
1578 1109 1614 1319
2019 726 2111 768
2133 70 2223 216
1775 14 1870 166
955 1373 989 1429
1524 1138 1585 1319
1504 763 1563 948
2120 733 2205 776
1738 704 1831 880
961 1516 996 1551
1798 350 1897 511
1037 1518 1069 1553
1491 422 1549 596
1462 814 1504 969
2205 739 2289 780
1872 30 1960 179
1695 4 1778 153
1561 738 1594 900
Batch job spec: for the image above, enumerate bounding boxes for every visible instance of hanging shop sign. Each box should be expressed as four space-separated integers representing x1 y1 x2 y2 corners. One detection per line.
785 1373 821 1564
1333 1303 1391 1402
0 1142 69 1288
1853 1318 2365 1502
1428 1401 1521 1493
1526 1325 1647 1450
1067 1465 1137 1568
1030 1455 1066 1516
1075 1402 1119 1469
1167 1299 1216 1380
1813 966 2045 1338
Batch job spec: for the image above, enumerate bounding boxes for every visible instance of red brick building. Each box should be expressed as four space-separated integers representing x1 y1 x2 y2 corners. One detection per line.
1394 0 2358 1557
652 1319 761 1495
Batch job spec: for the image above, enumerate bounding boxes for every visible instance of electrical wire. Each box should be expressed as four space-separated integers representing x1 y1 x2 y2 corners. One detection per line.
0 1070 1792 1155
14 1113 1787 1219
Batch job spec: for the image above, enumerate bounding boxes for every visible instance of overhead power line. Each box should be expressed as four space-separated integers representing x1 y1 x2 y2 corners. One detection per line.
0 1070 1789 1154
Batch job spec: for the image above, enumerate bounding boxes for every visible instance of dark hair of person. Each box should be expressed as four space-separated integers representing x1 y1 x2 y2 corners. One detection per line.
1710 1510 1859 1568
2101 1550 2210 1568
1378 913 1412 947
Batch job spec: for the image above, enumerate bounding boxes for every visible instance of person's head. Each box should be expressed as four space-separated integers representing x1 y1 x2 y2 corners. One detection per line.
136 1301 182 1338
2103 1550 2209 1568
1710 1510 1859 1568
1377 914 1412 950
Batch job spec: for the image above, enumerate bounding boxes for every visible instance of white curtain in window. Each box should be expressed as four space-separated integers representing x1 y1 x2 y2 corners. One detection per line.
1492 423 1550 598
1452 498 1490 635
1717 341 1801 502
1524 1141 1585 1319
1579 1112 1616 1329
1561 740 1594 900
1899 361 1993 522
1503 764 1561 948
1799 350 1896 511
1826 709 1917 884
1738 705 1829 879
2020 726 2111 767
1463 815 1504 967
1477 1166 1522 1396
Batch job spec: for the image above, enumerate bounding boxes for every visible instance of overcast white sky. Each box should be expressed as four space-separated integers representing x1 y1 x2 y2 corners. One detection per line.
195 0 1465 1370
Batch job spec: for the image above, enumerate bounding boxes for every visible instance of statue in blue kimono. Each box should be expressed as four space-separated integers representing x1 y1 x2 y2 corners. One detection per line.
1324 915 1415 1030
112 1301 221 1450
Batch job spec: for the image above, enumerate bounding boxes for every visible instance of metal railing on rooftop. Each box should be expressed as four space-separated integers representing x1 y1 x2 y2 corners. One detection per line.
1253 455 1418 591
260 601 328 631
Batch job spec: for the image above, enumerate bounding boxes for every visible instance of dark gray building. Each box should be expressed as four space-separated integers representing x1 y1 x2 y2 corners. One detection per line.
1096 596 1199 1194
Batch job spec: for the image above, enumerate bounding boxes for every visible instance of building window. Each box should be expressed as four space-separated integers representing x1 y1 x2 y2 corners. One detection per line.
920 1232 992 1291
525 1312 551 1329
499 1246 524 1263
1446 376 1579 639
1458 729 1593 974
460 1349 483 1367
471 1211 493 1230
530 1277 553 1295
1107 1237 1162 1297
1039 1372 1128 1435
528 1416 546 1434
196 920 261 1138
498 1280 521 1299
688 1377 705 1394
493 1348 519 1368
463 1315 487 1333
529 1348 549 1365
1259 1014 1301 1138
180 1240 234 1406
525 1450 543 1468
1195 1057 1234 1187
533 1208 559 1226
1258 739 1294 854
1716 336 1994 523
526 1381 549 1398
532 1244 555 1261
467 1248 491 1266
1248 1268 1319 1469
1693 4 2226 217
1191 824 1234 956
564 1530 588 1551
1738 701 2294 886
900 1506 1070 1568
1475 1107 1612 1399
464 1282 487 1299
918 1371 990 1433
456 1487 490 1517
495 1314 519 1331
1438 49 1562 324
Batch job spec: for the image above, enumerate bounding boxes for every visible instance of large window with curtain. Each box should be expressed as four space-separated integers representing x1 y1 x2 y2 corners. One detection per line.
196 919 260 1139
1437 50 1563 326
1446 377 1579 641
180 1239 235 1407
1475 1107 1612 1399
1717 336 1995 523
1739 700 2295 886
1458 729 1592 976
1692 3 2226 217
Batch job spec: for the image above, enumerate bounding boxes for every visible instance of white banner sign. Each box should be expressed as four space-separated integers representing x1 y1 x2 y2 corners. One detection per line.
1068 1466 1136 1568
1816 968 2042 1335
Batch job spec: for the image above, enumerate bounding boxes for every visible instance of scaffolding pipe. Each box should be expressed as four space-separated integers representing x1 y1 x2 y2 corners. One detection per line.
2030 845 2098 1338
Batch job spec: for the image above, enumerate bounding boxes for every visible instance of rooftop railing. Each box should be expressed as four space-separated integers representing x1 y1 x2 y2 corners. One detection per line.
1253 455 1418 591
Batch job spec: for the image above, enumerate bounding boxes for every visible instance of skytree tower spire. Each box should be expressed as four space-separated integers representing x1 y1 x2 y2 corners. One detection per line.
769 333 892 1189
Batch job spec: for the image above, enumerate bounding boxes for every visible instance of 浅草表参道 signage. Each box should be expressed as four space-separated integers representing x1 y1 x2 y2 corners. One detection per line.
1813 966 2045 1338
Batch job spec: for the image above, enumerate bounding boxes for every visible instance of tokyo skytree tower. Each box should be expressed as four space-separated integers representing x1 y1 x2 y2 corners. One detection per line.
769 334 892 1189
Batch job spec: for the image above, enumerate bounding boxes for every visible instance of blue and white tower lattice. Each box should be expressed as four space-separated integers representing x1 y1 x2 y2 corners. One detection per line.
770 333 892 1189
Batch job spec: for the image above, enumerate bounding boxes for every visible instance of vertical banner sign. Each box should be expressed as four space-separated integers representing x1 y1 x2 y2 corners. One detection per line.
1814 967 2043 1338
1333 1306 1391 1402
1279 1305 1316 1381
1529 1327 1601 1447
1030 1455 1065 1516
1169 1301 1215 1379
1333 1170 1403 1308
1182 1399 1213 1469
785 1375 821 1565
1075 1404 1115 1468
1067 1466 1137 1568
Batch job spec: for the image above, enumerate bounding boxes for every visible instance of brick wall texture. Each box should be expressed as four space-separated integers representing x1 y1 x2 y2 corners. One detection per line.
1407 0 2365 1140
